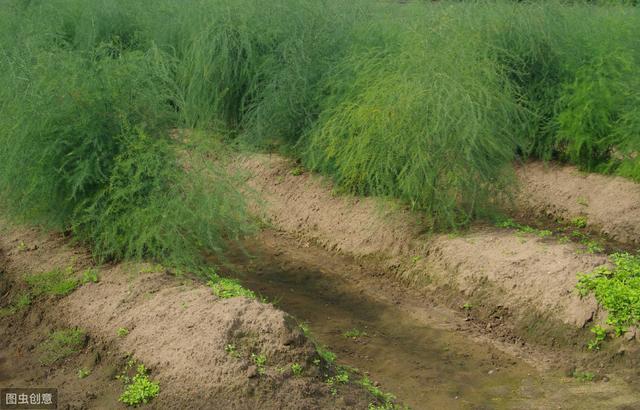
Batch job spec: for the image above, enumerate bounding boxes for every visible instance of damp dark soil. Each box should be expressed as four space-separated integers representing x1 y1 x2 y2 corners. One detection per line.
223 231 640 410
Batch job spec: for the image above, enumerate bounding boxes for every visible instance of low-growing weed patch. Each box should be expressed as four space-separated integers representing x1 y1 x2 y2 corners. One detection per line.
360 375 397 409
81 269 100 284
208 274 255 299
251 353 267 375
291 363 303 376
78 368 91 379
572 370 595 382
496 219 552 238
0 292 31 317
38 329 86 365
117 361 160 407
577 253 640 343
343 328 367 340
26 268 78 297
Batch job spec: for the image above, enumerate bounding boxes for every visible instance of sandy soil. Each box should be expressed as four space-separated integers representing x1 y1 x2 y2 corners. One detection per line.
0 222 373 409
516 162 640 246
237 154 623 336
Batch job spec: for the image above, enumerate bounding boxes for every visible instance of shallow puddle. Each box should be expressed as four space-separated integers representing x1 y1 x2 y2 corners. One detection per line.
224 237 640 409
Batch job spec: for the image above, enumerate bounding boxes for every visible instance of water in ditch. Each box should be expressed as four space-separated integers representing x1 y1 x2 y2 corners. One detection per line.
222 234 638 409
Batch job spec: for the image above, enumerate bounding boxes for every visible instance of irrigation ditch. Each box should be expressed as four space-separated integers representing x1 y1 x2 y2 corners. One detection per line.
2 153 640 409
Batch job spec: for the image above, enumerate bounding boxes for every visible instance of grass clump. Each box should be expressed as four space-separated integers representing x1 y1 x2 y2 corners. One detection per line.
572 370 595 382
38 329 86 365
577 253 640 339
0 292 31 317
208 274 255 299
26 268 79 297
343 329 367 340
118 363 160 407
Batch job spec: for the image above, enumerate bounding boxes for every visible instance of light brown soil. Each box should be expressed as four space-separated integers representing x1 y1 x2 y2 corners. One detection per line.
516 162 640 246
421 231 604 328
0 222 373 409
237 154 423 258
237 154 622 337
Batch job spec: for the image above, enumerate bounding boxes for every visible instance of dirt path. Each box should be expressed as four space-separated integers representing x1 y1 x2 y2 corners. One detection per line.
0 222 375 409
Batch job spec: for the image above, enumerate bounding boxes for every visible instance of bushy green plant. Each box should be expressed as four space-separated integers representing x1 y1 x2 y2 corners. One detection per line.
2 0 640 234
557 52 637 171
577 253 640 335
119 364 160 407
0 4 253 267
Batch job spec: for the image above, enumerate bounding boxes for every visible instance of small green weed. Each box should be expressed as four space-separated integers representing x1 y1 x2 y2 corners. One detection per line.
208 275 255 299
462 302 473 310
369 403 396 410
317 346 337 364
326 367 350 395
251 353 267 375
587 325 607 351
224 344 240 358
359 376 396 407
15 293 32 310
81 269 100 284
570 231 604 254
496 219 552 238
117 328 130 337
291 363 303 376
118 364 160 407
343 328 367 339
577 253 640 338
290 166 304 176
571 216 588 228
38 329 86 365
583 239 604 254
0 292 31 317
299 322 311 337
572 370 595 382
78 368 91 379
26 268 78 297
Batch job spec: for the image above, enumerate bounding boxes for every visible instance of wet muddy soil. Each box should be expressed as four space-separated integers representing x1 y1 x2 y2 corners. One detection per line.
224 231 640 410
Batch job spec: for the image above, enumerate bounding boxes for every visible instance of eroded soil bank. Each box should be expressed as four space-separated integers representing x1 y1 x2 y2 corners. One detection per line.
516 162 640 247
221 230 640 409
0 222 376 409
237 154 639 334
